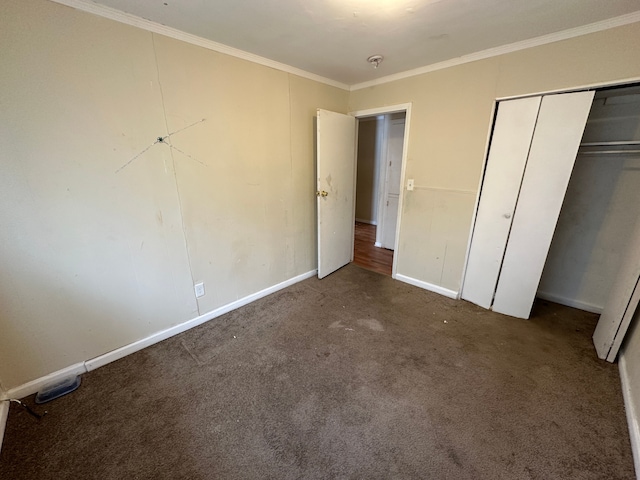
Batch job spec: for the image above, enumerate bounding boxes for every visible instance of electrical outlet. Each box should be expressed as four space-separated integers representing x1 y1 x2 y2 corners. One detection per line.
194 282 205 298
407 179 414 191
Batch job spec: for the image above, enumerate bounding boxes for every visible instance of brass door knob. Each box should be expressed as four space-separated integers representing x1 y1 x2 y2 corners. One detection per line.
316 190 328 197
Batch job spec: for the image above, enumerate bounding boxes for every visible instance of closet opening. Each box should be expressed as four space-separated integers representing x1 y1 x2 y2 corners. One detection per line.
537 84 640 316
353 113 406 276
461 82 640 361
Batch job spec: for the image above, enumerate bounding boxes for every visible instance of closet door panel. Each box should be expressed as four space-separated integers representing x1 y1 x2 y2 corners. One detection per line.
461 97 541 308
492 91 595 318
593 219 640 361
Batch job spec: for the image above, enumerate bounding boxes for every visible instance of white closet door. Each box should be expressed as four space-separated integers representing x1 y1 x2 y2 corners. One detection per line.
492 91 595 318
593 219 640 361
461 97 541 308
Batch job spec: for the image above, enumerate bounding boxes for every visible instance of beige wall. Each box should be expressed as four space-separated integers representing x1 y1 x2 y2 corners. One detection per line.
349 21 640 292
3 0 640 395
0 0 347 389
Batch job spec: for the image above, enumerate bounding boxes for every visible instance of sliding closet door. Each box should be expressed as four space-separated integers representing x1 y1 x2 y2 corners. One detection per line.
492 91 595 318
461 97 541 308
593 220 640 361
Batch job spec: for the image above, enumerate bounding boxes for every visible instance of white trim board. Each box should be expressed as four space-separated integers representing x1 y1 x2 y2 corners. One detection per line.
350 104 413 118
350 11 640 91
495 77 640 102
48 0 348 91
458 101 499 301
395 274 458 299
3 363 87 401
536 291 603 314
619 353 640 478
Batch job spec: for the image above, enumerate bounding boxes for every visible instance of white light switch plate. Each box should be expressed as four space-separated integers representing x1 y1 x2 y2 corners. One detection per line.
194 282 205 298
407 179 414 191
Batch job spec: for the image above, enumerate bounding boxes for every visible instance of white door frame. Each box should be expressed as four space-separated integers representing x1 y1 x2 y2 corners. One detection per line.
349 103 412 279
458 101 498 299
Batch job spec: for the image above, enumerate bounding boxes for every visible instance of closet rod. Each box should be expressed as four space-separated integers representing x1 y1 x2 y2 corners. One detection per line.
578 149 640 155
580 141 640 147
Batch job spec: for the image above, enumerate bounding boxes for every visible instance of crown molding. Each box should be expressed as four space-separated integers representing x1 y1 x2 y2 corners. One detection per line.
48 0 350 91
47 1 640 92
350 10 640 91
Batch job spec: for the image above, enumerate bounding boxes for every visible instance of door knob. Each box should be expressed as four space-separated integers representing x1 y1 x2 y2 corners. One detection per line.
316 190 328 197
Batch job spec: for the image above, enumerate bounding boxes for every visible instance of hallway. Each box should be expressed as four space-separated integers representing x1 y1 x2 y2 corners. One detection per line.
353 221 393 276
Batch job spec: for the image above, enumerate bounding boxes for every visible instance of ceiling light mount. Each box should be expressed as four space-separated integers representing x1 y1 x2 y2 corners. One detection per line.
367 54 384 69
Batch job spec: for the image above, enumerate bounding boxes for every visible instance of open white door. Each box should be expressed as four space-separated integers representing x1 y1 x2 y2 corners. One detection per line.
593 219 640 361
316 109 357 279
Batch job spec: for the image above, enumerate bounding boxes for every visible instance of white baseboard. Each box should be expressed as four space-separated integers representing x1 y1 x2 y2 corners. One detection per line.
536 291 603 314
619 353 640 478
0 269 317 449
356 218 377 226
395 274 458 299
0 400 8 454
85 269 317 371
374 242 382 248
3 363 87 401
1 269 317 397
0 364 87 455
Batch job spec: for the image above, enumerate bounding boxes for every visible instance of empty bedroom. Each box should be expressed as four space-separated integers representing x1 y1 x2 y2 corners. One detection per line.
2 0 640 478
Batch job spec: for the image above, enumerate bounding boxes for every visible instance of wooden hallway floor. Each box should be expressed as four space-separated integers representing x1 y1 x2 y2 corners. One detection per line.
353 221 393 276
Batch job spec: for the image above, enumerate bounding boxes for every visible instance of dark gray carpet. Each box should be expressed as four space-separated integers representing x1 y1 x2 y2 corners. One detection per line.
0 264 634 479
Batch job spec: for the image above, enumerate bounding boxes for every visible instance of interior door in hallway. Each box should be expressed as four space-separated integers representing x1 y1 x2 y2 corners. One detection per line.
379 116 405 249
316 109 357 279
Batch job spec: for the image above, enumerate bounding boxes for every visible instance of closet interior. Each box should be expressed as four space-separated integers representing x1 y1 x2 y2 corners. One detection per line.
538 84 640 315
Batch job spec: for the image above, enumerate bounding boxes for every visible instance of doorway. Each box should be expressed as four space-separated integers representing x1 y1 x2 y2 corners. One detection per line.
315 104 411 280
353 112 406 276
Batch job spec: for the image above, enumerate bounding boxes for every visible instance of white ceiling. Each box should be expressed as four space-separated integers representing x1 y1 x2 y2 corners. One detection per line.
87 0 640 86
